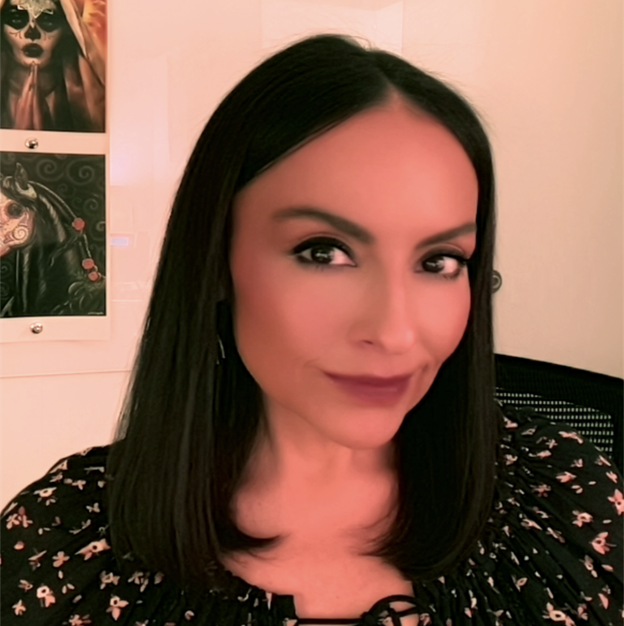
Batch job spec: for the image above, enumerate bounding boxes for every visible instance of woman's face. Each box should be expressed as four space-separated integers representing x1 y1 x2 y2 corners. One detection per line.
2 0 66 69
230 100 478 451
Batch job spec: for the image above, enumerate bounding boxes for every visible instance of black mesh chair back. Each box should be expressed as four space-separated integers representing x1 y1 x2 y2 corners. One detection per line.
494 354 623 473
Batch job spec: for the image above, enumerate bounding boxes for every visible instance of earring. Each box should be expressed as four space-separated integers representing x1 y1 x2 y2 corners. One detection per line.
217 335 226 365
492 270 503 293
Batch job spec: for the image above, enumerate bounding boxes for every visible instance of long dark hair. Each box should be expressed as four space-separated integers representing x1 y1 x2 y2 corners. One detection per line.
107 33 500 587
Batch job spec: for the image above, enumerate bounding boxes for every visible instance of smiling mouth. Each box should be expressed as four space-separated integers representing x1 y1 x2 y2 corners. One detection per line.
23 44 44 59
325 373 411 405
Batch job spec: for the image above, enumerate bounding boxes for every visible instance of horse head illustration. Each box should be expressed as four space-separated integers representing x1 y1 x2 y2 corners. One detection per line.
0 162 105 317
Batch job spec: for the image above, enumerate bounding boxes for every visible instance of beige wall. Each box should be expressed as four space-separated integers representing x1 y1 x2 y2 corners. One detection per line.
1 372 128 506
401 0 623 376
1 0 622 508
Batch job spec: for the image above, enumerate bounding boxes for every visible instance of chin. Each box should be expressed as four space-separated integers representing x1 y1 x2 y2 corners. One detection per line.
324 413 405 451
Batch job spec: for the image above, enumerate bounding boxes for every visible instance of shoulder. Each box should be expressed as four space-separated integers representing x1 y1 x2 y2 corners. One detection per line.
498 404 622 551
492 405 622 621
499 404 622 508
1 446 274 624
2 446 110 534
1 446 113 622
417 406 622 624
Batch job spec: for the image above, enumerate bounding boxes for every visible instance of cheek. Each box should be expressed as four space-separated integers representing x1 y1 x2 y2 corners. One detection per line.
5 28 22 46
418 281 471 360
42 29 62 46
231 257 328 391
231 263 359 420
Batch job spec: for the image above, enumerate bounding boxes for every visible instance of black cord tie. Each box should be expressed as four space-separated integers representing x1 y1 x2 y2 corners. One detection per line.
361 595 419 626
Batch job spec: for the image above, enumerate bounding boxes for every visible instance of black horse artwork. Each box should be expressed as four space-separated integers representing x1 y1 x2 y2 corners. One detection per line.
0 159 105 317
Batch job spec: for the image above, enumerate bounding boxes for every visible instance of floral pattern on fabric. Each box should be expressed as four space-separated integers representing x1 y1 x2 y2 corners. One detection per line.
1 406 622 625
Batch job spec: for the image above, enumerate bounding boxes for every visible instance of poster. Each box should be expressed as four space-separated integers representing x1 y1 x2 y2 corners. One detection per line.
0 151 106 318
0 0 107 132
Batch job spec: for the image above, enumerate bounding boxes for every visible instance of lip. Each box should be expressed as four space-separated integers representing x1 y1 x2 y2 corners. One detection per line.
23 44 44 58
325 372 411 405
326 372 413 385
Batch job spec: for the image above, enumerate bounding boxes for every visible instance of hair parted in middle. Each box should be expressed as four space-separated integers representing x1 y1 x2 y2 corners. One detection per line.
107 33 501 588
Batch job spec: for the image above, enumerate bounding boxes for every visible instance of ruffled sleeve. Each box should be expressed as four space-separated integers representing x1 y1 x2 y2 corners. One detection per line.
415 406 623 625
0 447 115 624
499 405 623 621
0 448 284 625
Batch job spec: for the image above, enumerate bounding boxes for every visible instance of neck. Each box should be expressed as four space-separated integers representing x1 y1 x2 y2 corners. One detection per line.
244 410 396 494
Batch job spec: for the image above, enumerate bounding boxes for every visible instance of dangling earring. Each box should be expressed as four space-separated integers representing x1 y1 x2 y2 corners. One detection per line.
217 335 226 365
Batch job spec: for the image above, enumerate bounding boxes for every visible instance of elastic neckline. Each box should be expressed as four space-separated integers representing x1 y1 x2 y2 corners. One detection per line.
217 566 418 624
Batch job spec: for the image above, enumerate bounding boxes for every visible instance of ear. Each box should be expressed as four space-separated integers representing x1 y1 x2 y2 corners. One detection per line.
15 163 29 190
13 163 37 200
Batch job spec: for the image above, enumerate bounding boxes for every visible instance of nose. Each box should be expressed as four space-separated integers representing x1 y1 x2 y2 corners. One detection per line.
25 23 41 41
355 270 417 354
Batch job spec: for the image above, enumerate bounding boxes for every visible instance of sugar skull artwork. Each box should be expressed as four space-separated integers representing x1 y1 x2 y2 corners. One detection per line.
0 0 106 131
0 152 106 317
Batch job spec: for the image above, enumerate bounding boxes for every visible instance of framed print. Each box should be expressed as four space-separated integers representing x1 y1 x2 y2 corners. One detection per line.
0 151 106 322
1 0 107 132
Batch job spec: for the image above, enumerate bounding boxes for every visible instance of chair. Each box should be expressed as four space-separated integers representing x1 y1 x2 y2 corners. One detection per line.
494 354 623 473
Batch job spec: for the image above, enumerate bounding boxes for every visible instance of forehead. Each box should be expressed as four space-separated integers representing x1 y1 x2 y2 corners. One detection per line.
9 0 58 14
234 100 477 230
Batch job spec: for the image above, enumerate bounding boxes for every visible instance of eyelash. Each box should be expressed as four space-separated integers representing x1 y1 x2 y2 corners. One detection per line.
291 237 470 280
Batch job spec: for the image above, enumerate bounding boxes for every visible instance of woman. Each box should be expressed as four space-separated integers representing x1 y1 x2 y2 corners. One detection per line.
0 0 105 132
1 34 622 625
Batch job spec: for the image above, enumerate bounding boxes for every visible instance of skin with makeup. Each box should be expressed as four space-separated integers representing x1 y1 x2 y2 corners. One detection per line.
222 95 477 619
2 0 66 70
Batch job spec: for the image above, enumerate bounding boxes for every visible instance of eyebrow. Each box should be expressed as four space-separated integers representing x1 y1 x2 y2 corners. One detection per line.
271 206 477 248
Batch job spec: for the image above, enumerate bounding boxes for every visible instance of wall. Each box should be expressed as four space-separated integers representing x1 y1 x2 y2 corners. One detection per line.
1 0 622 508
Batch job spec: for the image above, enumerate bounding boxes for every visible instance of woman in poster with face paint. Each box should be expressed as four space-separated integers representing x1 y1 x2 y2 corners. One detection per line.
0 0 106 132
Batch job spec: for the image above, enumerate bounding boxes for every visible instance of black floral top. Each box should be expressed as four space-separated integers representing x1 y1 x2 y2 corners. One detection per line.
1 407 622 625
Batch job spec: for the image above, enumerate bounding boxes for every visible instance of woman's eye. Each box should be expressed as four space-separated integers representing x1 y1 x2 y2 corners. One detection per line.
38 11 62 32
422 254 469 279
292 238 355 269
6 8 29 29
